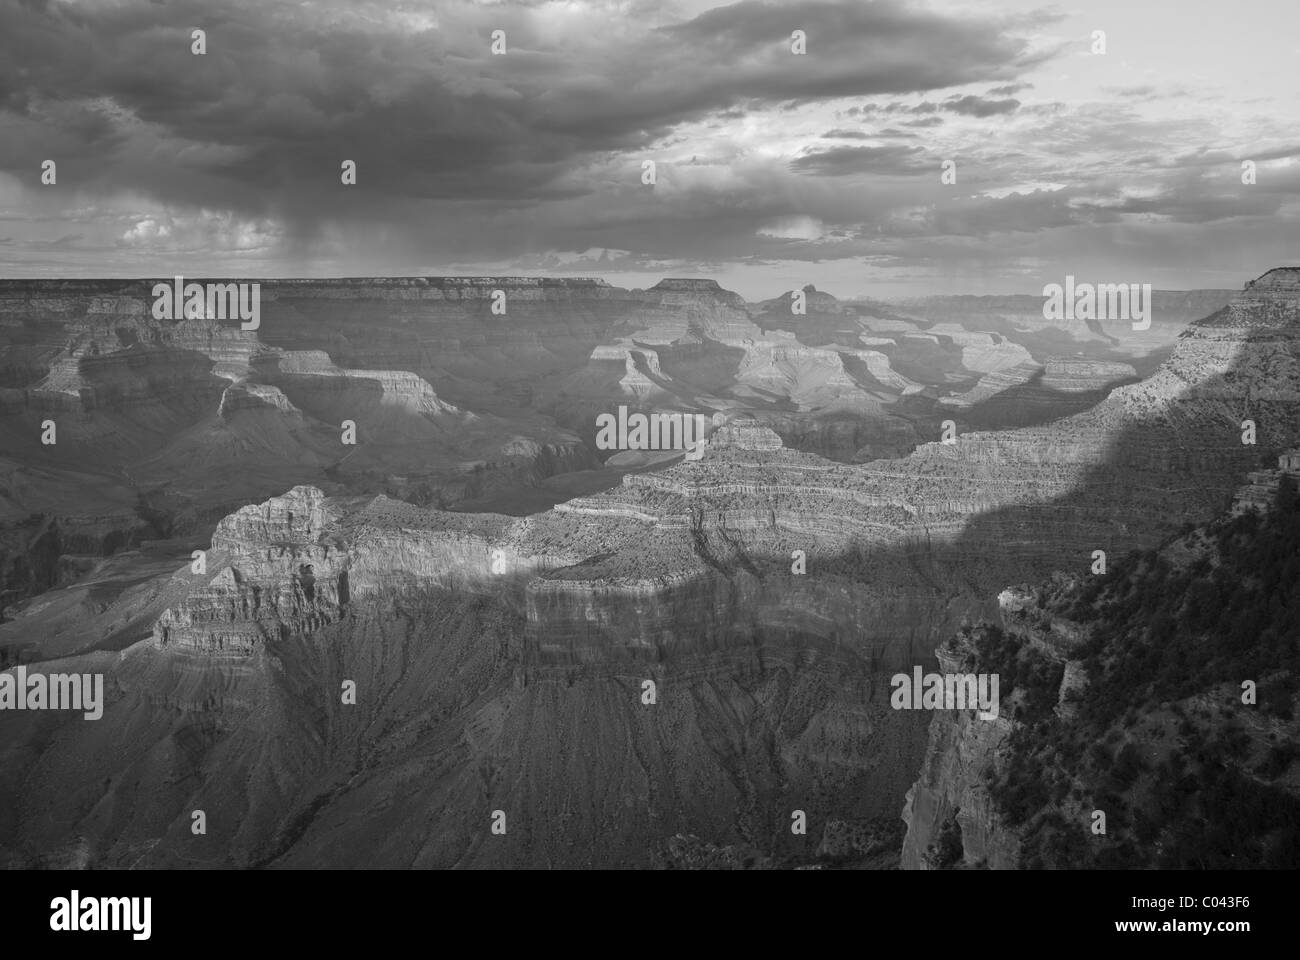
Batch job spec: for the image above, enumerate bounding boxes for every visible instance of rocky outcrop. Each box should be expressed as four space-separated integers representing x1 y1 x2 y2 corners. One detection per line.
217 382 301 419
153 486 554 653
925 324 1034 375
940 360 1041 410
941 358 1140 422
900 634 1021 870
1232 448 1300 514
1040 358 1138 393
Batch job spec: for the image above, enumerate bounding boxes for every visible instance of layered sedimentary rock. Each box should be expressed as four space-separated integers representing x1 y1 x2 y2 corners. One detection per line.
154 485 556 655
838 349 924 395
150 259 1300 687
217 382 300 419
940 360 1042 410
569 283 913 427
894 289 1237 353
585 343 676 400
542 262 1300 667
1040 358 1139 393
0 279 626 607
633 278 753 343
924 324 1033 375
940 358 1142 432
0 270 1214 597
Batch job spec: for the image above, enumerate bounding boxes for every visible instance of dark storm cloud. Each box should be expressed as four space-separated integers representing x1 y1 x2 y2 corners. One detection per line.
0 0 1038 228
656 0 1041 102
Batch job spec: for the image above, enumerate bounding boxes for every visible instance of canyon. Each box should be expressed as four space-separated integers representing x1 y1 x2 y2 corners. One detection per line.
1 275 1226 610
1 268 1291 868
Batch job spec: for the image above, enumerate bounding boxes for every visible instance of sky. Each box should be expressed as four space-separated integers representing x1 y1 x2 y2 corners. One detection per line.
0 0 1297 299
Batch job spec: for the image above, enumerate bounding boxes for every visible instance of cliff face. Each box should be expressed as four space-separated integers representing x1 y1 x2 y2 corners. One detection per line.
1040 358 1139 392
900 633 1021 870
3 472 933 868
151 425 931 675
940 357 1141 430
1233 448 1300 514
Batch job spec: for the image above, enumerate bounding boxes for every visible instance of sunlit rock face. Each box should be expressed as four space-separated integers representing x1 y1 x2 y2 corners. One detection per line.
1038 358 1139 393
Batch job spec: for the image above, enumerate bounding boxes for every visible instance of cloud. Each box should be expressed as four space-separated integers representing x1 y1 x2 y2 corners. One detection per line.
942 94 1020 117
790 143 928 176
756 215 826 240
0 1 1033 203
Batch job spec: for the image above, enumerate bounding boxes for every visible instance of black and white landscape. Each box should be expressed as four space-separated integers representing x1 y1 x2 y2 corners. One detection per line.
0 0 1297 873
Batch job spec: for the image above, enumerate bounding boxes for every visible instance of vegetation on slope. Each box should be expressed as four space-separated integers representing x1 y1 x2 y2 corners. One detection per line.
983 475 1300 868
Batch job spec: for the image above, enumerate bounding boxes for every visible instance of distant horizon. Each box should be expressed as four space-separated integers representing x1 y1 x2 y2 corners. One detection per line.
0 270 1261 304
